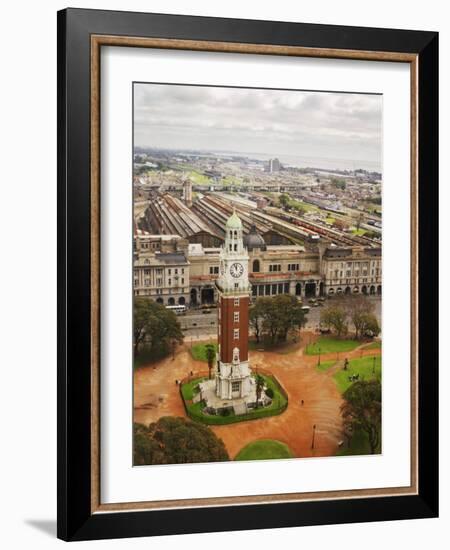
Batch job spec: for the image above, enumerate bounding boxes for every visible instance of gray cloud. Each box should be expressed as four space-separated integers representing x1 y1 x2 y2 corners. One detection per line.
134 83 382 169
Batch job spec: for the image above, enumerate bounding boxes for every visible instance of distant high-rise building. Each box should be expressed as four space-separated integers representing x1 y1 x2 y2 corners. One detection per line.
268 158 281 173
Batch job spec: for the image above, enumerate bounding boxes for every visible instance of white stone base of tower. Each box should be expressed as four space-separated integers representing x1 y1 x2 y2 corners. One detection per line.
198 373 272 416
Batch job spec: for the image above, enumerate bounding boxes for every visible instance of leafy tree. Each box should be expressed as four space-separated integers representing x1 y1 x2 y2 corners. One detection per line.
205 344 216 379
360 314 380 338
254 294 307 344
255 374 264 409
320 305 348 338
133 417 229 465
133 298 183 361
249 298 268 343
279 193 290 209
333 218 349 231
347 296 374 340
341 380 381 454
332 178 346 190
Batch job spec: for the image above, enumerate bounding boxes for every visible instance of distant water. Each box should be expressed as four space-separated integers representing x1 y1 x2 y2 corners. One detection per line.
222 151 381 173
249 153 381 173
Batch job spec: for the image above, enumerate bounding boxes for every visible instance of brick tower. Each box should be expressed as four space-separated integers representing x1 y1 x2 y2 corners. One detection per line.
215 210 252 400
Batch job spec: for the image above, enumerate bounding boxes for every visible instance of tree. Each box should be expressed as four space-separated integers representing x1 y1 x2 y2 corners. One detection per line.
320 305 348 337
347 296 374 340
279 193 290 209
255 294 307 344
249 298 267 343
255 374 264 409
133 298 183 361
205 344 216 379
133 417 229 465
360 313 380 338
341 380 381 454
332 177 346 190
333 218 349 232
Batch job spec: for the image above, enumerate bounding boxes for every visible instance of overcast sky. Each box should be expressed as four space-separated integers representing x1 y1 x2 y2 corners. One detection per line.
134 83 382 169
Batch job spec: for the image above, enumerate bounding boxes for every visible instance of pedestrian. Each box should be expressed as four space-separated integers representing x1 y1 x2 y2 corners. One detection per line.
344 358 349 370
301 399 304 406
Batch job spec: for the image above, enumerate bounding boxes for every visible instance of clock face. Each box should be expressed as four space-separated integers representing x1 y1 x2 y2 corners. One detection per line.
230 262 244 278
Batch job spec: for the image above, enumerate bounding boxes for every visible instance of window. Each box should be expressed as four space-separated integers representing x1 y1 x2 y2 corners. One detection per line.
234 283 239 289
168 269 171 275
234 298 240 306
288 263 300 271
269 264 281 272
231 381 240 393
168 279 171 285
175 269 178 275
181 278 184 284
234 312 239 323
209 266 219 275
234 244 237 251
234 329 239 340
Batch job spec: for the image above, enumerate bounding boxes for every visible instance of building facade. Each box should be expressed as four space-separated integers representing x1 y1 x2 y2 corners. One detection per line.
133 226 382 305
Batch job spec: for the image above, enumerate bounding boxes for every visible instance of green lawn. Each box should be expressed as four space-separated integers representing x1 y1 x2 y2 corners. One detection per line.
316 359 337 372
181 374 288 425
351 228 367 236
305 337 360 355
333 355 382 393
336 428 380 456
180 377 207 401
235 439 294 461
188 170 211 185
190 342 218 362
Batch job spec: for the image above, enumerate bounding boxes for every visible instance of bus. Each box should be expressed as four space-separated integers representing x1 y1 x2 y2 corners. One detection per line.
165 305 187 316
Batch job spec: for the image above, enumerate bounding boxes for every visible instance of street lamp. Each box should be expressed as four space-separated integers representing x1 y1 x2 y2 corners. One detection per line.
311 424 317 449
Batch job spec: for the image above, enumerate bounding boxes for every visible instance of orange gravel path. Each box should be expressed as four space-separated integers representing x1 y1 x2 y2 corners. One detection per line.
133 335 381 459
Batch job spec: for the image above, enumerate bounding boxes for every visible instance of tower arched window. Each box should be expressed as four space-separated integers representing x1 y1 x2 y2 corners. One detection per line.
252 259 260 273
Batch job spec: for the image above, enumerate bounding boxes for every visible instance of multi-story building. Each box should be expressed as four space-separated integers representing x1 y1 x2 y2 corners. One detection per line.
133 251 190 305
319 246 382 296
133 225 382 306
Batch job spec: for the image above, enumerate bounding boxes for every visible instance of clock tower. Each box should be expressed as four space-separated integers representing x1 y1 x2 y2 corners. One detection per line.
215 210 252 400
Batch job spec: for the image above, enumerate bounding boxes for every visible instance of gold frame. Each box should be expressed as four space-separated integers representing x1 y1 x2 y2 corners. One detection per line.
90 35 418 514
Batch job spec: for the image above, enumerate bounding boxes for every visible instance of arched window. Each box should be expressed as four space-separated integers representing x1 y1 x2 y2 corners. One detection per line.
252 259 260 273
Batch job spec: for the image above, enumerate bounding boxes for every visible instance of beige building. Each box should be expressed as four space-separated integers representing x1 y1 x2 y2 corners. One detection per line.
320 246 382 296
133 251 190 306
133 226 382 306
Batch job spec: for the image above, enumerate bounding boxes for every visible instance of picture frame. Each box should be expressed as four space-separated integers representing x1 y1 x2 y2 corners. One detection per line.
57 7 438 541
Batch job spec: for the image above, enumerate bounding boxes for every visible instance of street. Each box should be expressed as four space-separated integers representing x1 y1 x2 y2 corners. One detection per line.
177 296 382 337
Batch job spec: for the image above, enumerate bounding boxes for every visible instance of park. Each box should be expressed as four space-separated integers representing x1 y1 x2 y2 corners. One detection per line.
134 330 382 462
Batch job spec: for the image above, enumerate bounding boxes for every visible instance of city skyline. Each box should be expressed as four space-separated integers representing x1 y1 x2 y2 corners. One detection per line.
134 83 382 171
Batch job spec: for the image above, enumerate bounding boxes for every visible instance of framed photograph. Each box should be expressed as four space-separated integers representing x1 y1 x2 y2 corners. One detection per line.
57 8 438 541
